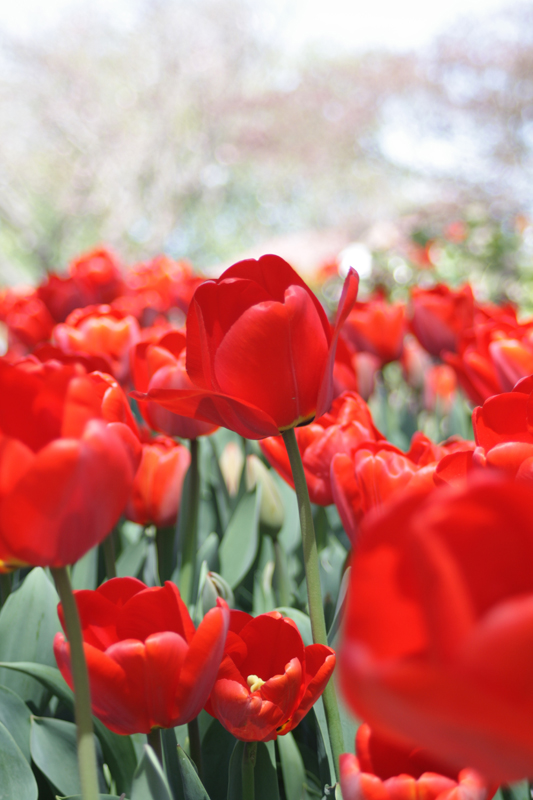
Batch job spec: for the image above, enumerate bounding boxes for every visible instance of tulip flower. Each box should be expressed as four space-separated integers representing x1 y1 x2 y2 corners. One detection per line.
340 724 493 800
131 330 218 439
125 436 191 527
338 473 533 782
139 255 359 439
410 284 475 357
206 610 335 741
68 246 125 306
54 578 230 734
342 296 406 365
260 390 385 506
0 357 140 568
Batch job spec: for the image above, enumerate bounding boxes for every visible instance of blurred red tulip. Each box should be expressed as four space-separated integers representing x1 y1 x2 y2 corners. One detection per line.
140 255 359 439
0 287 54 351
54 578 229 734
68 246 125 306
410 284 475 357
206 609 335 741
423 364 457 413
342 297 406 365
260 390 384 506
340 724 493 800
125 436 190 527
131 330 218 439
339 474 533 782
0 358 140 568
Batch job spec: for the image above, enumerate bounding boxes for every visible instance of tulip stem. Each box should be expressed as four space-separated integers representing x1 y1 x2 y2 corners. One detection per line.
187 717 204 781
242 741 257 800
102 531 117 580
147 728 163 765
282 428 344 781
51 567 99 800
0 572 12 605
179 438 200 606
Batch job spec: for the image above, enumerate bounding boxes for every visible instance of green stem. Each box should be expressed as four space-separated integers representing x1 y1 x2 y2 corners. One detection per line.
147 728 163 765
0 572 12 606
273 540 291 607
282 428 344 780
51 567 99 800
179 438 200 605
242 740 257 800
187 717 203 781
102 532 116 580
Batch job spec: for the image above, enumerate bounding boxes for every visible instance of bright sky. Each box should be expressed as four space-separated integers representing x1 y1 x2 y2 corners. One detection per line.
0 0 513 51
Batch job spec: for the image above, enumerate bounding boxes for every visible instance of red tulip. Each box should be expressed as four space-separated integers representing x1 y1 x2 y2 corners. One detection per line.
0 287 54 350
54 578 229 734
340 724 493 800
206 609 335 741
53 305 140 384
338 473 533 782
410 284 475 357
140 255 359 439
125 436 191 527
131 330 218 439
0 358 141 568
342 297 406 365
260 391 384 505
68 246 125 306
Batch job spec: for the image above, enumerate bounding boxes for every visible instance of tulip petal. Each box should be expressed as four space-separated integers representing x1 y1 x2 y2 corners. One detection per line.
238 614 305 681
210 679 286 741
117 582 195 643
289 648 335 729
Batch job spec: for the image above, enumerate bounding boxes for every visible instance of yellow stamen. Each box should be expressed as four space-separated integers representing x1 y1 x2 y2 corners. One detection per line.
247 674 266 693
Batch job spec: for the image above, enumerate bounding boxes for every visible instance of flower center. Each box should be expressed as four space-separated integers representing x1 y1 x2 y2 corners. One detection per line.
247 674 266 693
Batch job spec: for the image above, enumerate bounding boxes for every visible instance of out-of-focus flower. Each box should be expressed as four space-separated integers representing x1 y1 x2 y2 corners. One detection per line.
125 255 204 316
0 287 54 351
206 609 335 741
68 246 125 306
131 330 218 439
139 255 359 439
339 473 533 782
0 358 140 568
401 335 433 390
410 284 475 357
37 273 86 324
54 578 229 734
219 441 245 497
125 436 190 527
261 391 384 506
53 305 140 384
424 364 457 414
340 724 493 800
342 297 406 365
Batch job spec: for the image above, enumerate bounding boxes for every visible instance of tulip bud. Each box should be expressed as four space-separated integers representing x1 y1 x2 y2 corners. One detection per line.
199 565 234 616
219 441 244 496
245 455 285 532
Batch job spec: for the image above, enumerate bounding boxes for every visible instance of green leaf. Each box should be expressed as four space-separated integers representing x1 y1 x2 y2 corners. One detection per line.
201 717 236 800
0 568 61 707
272 473 300 554
59 796 121 799
30 716 105 797
227 741 279 800
0 718 37 800
0 684 32 760
116 536 148 578
161 727 183 800
219 488 261 589
131 744 174 800
176 745 211 799
278 732 306 800
71 545 98 590
0 662 136 796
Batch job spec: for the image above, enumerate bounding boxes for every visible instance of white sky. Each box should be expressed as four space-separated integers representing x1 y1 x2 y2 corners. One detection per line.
0 0 513 52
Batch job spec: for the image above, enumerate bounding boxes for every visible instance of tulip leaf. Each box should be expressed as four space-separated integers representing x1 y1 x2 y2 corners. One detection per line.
71 545 98 590
227 741 279 800
219 487 261 589
201 717 236 800
309 704 336 792
116 535 149 579
161 727 183 800
0 568 61 707
0 717 37 800
30 716 106 797
176 744 210 800
131 744 174 800
272 473 300 554
0 662 137 796
0 684 32 761
278 732 307 800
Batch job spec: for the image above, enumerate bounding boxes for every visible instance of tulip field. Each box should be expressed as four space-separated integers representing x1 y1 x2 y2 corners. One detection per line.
0 215 533 800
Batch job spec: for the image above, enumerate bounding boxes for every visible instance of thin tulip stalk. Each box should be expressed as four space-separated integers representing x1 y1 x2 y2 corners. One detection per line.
178 438 200 606
282 428 344 780
51 567 99 800
242 741 257 800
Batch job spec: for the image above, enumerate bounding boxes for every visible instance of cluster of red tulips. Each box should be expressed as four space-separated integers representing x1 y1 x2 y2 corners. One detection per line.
0 244 532 799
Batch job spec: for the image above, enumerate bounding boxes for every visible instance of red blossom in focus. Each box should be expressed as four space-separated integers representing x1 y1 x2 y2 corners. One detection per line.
138 255 359 439
339 473 533 782
260 390 384 506
54 578 229 734
340 724 493 800
206 609 335 741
